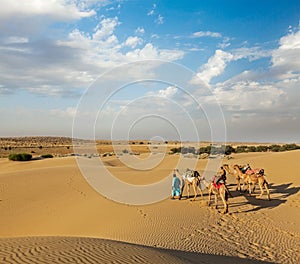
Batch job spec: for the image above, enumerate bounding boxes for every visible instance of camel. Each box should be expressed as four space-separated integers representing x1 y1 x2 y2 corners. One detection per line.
233 164 270 200
224 164 249 191
202 178 229 214
232 164 253 191
223 164 242 191
181 170 204 201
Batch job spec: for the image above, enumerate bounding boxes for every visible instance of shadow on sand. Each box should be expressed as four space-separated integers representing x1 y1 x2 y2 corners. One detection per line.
232 183 299 213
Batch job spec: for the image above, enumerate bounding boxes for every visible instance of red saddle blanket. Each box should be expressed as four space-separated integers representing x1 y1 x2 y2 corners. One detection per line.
213 183 223 189
245 168 262 175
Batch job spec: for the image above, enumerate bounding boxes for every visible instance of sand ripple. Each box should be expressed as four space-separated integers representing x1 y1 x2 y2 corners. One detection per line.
0 237 192 264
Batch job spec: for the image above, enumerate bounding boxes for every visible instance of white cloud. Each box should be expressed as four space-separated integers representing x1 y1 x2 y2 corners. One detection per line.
212 81 285 111
58 17 184 70
146 86 178 98
217 37 231 49
0 0 96 21
3 36 29 44
147 4 164 25
124 36 143 48
156 14 164 25
125 43 184 61
50 107 77 118
192 31 222 38
191 45 270 86
93 17 120 40
271 29 300 79
232 46 270 61
158 86 177 97
186 28 300 142
147 4 156 16
192 50 234 85
135 27 145 34
0 14 185 98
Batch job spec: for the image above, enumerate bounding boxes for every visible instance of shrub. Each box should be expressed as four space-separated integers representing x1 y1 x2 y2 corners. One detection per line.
170 147 181 154
41 154 53 159
197 146 211 154
181 146 195 154
256 145 269 152
236 146 248 153
247 146 257 152
269 144 282 152
224 145 235 155
8 153 32 161
282 143 300 151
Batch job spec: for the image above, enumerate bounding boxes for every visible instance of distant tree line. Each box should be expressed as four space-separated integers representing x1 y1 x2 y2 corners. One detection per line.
170 143 300 156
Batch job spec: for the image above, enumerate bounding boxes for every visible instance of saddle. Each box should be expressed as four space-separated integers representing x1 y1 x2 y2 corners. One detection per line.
186 176 195 183
241 164 250 173
213 182 223 189
245 168 264 176
185 170 201 183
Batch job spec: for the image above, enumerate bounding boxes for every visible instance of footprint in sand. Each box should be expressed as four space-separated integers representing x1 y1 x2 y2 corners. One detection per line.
138 209 147 218
67 176 87 197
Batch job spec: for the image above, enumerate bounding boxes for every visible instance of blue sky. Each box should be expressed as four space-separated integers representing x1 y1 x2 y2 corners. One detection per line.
0 0 299 142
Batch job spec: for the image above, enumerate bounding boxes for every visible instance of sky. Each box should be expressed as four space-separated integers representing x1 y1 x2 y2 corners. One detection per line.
0 0 299 143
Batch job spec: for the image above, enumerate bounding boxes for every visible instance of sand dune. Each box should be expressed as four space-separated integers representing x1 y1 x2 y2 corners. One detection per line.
0 150 299 263
0 236 270 264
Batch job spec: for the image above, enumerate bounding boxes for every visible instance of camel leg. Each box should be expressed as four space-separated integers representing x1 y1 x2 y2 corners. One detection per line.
252 183 256 194
208 189 211 206
236 177 241 191
246 178 252 195
260 179 271 201
197 185 203 199
192 183 197 201
258 181 264 198
220 191 228 214
249 181 255 196
265 184 271 201
242 178 247 192
242 181 247 193
214 193 218 209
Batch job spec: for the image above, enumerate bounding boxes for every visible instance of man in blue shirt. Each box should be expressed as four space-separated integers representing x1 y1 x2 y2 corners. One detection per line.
171 169 181 199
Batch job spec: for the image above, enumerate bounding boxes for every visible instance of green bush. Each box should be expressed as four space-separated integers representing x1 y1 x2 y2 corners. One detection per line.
247 146 257 152
269 144 282 152
224 145 235 155
170 147 181 154
8 153 32 161
197 146 211 154
256 145 269 152
236 146 248 153
41 154 53 159
281 143 300 151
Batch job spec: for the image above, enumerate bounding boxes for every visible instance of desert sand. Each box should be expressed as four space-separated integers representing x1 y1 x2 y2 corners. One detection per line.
0 145 299 263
